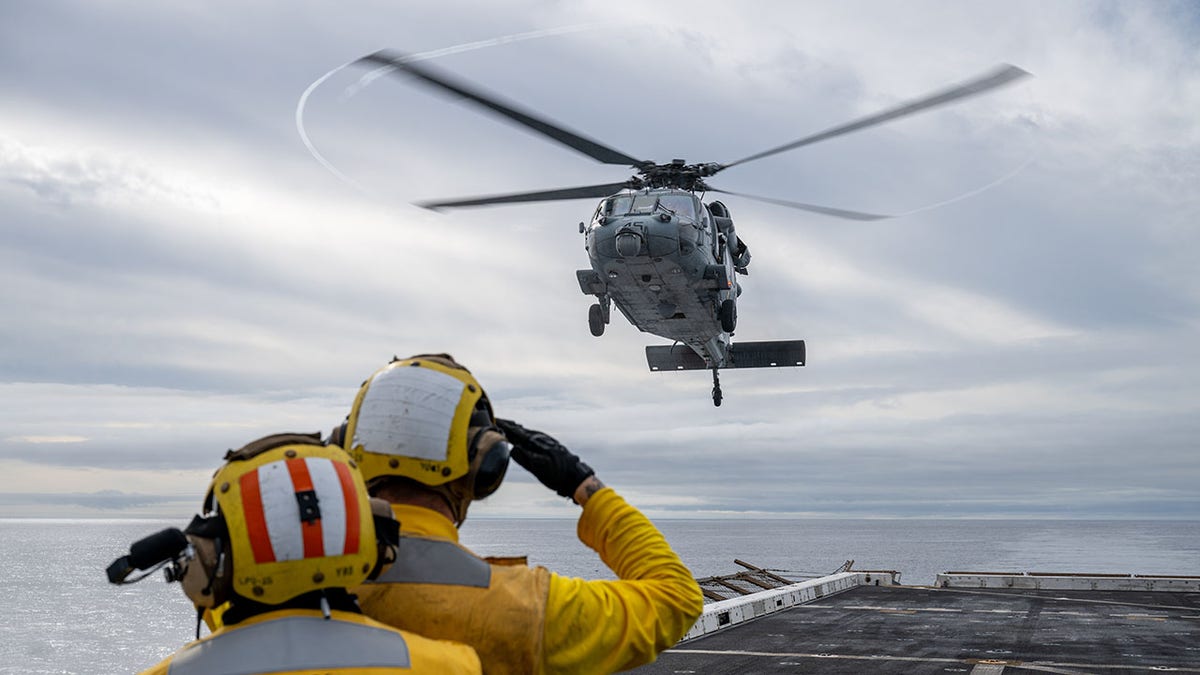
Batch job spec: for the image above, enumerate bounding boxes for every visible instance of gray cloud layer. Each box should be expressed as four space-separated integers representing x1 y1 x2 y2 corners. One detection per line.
1 1 1197 519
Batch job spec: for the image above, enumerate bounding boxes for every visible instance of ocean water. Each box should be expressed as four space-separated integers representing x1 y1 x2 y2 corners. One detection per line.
2 518 1198 674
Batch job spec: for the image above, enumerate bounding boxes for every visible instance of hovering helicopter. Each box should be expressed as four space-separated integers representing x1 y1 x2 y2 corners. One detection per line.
357 50 1029 405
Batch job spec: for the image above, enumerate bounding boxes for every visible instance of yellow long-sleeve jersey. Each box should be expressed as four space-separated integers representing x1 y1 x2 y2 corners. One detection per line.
354 487 703 674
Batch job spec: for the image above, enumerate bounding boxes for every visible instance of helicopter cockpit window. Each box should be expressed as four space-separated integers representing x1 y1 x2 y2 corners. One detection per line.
656 194 697 220
605 195 634 216
606 193 696 220
629 194 659 214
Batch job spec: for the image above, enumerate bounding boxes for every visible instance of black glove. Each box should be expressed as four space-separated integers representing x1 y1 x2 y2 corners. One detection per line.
496 418 594 500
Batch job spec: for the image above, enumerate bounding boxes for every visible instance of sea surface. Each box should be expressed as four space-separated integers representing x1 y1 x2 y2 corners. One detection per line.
2 517 1198 674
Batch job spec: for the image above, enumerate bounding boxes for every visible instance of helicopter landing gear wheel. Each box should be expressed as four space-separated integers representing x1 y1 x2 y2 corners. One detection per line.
588 303 605 337
711 367 723 407
718 299 737 333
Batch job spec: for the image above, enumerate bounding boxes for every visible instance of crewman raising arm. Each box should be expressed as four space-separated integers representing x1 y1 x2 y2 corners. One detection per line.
335 354 704 675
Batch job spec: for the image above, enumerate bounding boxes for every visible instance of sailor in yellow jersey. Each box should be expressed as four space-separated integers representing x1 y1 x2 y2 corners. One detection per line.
110 433 480 674
333 354 704 674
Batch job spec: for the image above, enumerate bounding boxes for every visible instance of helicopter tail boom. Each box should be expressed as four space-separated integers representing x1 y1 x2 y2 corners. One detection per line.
646 340 806 372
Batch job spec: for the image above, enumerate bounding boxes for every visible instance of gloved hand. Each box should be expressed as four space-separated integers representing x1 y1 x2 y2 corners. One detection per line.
496 418 595 500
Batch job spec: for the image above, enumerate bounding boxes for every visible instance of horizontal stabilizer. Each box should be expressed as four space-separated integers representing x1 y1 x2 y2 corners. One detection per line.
646 346 709 371
646 340 806 372
727 339 807 368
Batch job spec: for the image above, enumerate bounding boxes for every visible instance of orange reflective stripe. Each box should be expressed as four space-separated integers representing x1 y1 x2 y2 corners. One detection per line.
286 458 324 558
334 460 361 555
239 469 275 563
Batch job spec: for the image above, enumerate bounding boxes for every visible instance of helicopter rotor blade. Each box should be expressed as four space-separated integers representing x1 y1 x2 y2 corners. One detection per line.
361 51 647 168
418 182 635 211
709 187 891 221
719 64 1030 171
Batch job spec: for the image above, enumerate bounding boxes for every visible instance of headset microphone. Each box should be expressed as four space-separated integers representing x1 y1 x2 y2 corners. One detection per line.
106 528 189 585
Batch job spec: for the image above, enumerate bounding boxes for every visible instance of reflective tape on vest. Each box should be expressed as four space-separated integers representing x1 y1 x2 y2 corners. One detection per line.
374 536 491 588
168 616 410 675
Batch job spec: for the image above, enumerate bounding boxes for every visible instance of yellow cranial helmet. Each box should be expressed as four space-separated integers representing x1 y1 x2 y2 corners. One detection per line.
192 434 377 607
342 355 492 487
336 355 511 525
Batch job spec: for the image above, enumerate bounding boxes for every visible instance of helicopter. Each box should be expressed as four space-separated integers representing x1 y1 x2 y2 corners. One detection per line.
357 50 1029 405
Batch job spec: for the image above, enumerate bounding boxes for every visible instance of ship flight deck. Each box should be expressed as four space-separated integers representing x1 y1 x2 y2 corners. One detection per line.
633 564 1200 674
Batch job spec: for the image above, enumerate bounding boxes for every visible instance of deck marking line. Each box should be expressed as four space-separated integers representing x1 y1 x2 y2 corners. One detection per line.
843 605 962 613
1012 665 1094 674
932 587 1199 612
667 649 961 665
665 650 1200 672
1110 614 1168 621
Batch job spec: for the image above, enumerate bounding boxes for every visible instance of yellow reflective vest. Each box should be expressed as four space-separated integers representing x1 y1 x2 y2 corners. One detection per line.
354 487 704 675
137 608 480 674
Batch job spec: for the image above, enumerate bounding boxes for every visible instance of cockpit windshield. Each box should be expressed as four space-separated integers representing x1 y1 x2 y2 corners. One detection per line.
603 192 697 220
604 195 635 215
656 194 696 219
628 194 658 214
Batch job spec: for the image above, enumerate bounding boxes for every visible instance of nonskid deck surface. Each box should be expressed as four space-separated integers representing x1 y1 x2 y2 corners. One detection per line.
633 585 1200 674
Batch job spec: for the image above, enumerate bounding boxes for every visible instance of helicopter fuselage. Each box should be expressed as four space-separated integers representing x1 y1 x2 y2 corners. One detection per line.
577 188 744 367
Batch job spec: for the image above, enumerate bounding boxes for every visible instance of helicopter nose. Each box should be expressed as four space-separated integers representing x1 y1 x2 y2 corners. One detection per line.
615 230 644 258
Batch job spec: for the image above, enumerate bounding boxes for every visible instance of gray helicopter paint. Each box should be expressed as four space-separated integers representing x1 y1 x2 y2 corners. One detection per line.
580 189 737 367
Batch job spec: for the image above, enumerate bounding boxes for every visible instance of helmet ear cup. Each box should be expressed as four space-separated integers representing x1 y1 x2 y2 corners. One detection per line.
475 440 510 499
180 534 230 610
467 428 511 499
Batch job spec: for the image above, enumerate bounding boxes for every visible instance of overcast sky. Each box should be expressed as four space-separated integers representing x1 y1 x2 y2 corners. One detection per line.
1 1 1197 520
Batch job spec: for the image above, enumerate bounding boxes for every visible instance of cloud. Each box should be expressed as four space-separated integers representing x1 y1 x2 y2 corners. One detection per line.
0 0 1197 519
0 137 222 211
0 490 185 511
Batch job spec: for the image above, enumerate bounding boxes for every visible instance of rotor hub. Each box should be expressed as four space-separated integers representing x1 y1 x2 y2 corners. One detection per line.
635 161 719 192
